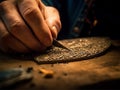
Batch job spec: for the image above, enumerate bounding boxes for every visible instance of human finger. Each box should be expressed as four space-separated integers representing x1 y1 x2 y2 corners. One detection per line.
0 0 46 52
17 0 53 47
43 6 61 39
0 18 30 53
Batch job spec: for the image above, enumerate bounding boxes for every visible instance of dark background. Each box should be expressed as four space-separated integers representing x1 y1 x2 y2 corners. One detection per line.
58 0 120 40
91 0 120 39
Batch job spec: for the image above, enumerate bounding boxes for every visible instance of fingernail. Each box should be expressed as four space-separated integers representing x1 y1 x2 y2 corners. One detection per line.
51 26 58 39
52 26 57 31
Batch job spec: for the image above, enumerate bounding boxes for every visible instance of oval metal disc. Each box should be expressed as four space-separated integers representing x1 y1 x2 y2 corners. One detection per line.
34 37 111 64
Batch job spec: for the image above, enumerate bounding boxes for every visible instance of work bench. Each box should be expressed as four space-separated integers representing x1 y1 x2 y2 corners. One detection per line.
0 39 120 90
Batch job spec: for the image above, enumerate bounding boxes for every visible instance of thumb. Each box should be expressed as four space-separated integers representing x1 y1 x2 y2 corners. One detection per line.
38 1 61 39
44 7 61 39
46 19 60 39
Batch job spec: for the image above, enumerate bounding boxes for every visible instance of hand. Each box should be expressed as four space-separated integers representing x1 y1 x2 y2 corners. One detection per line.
0 0 61 53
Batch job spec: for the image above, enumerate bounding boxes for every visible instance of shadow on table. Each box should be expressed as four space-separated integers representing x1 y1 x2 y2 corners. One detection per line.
76 78 120 90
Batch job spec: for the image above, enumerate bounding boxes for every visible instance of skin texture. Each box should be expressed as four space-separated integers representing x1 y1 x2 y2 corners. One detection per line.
0 0 61 54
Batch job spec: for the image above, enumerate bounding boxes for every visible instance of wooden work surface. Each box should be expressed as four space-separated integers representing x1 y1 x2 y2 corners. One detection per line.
0 39 120 90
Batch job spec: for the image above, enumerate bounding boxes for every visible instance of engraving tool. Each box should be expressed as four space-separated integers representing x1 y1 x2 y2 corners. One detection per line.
53 39 71 51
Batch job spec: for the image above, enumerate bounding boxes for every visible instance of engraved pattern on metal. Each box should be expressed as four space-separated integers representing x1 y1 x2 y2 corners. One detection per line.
34 37 111 64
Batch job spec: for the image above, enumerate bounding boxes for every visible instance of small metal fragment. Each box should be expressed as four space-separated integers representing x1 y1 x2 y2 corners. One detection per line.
38 68 54 78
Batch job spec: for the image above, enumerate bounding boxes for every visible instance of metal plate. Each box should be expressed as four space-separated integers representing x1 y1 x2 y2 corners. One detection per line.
34 37 111 64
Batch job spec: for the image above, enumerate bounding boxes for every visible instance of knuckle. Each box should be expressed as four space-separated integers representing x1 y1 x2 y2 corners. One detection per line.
55 20 62 32
0 1 8 13
0 1 8 7
22 7 38 17
0 31 8 39
10 20 23 30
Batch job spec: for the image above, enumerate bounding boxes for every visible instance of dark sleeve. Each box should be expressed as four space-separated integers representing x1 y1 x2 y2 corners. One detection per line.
41 0 54 6
41 0 61 10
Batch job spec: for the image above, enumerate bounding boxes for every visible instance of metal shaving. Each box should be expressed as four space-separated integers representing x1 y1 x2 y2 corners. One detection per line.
34 37 111 64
